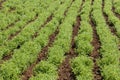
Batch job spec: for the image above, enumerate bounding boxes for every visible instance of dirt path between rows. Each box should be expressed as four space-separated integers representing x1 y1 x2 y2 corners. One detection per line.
21 1 75 79
102 0 117 36
0 0 6 9
2 14 52 62
102 0 120 50
21 25 59 80
58 16 81 80
57 0 84 80
32 14 53 39
90 10 103 80
1 19 19 31
112 0 120 20
8 14 39 40
89 0 103 80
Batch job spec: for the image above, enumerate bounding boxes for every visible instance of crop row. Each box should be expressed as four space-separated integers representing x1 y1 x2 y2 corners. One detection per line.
71 0 94 80
0 0 120 80
29 0 83 80
0 0 57 45
92 0 120 79
0 0 62 60
0 0 56 31
103 0 120 37
0 0 73 80
113 0 120 14
0 0 46 30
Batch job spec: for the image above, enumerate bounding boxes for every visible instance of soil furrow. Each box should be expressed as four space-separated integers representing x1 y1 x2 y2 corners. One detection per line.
58 16 80 80
32 14 53 39
21 1 76 79
111 0 120 20
89 0 102 80
103 12 117 35
1 19 20 31
91 0 94 5
112 7 120 19
102 0 120 52
102 0 117 36
2 43 21 61
112 0 120 50
21 25 59 80
5 20 19 30
8 14 38 40
90 10 103 80
0 0 6 9
57 1 84 79
2 50 13 61
1 14 52 62
9 7 16 12
64 0 74 16
0 15 38 62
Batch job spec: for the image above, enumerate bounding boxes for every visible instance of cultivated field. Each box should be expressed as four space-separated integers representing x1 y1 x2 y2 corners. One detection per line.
0 0 120 80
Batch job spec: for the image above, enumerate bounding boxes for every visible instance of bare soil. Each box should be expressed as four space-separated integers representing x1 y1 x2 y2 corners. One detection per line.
1 19 19 31
2 50 13 61
32 14 53 39
102 0 120 51
90 14 103 80
8 14 38 40
102 0 117 36
64 0 74 16
89 0 103 79
112 6 120 19
58 0 84 79
58 15 81 80
0 0 6 9
1 14 52 62
21 26 59 80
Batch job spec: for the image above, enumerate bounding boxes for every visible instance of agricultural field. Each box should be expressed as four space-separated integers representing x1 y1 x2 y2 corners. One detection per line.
0 0 120 80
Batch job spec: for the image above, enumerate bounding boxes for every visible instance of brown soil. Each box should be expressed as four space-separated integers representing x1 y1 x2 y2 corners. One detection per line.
79 0 85 12
102 0 117 36
1 14 51 62
21 1 81 79
0 60 3 64
2 50 13 61
41 14 53 28
119 44 120 50
102 0 120 53
91 0 94 5
103 12 117 35
9 7 16 12
58 16 80 80
1 19 19 31
2 44 21 61
64 0 74 16
57 55 76 80
90 13 103 80
89 0 103 80
112 3 120 20
21 24 59 80
58 0 84 79
6 20 19 29
8 14 38 40
0 0 6 9
1 14 52 62
32 14 53 39
0 51 13 65
21 0 76 79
